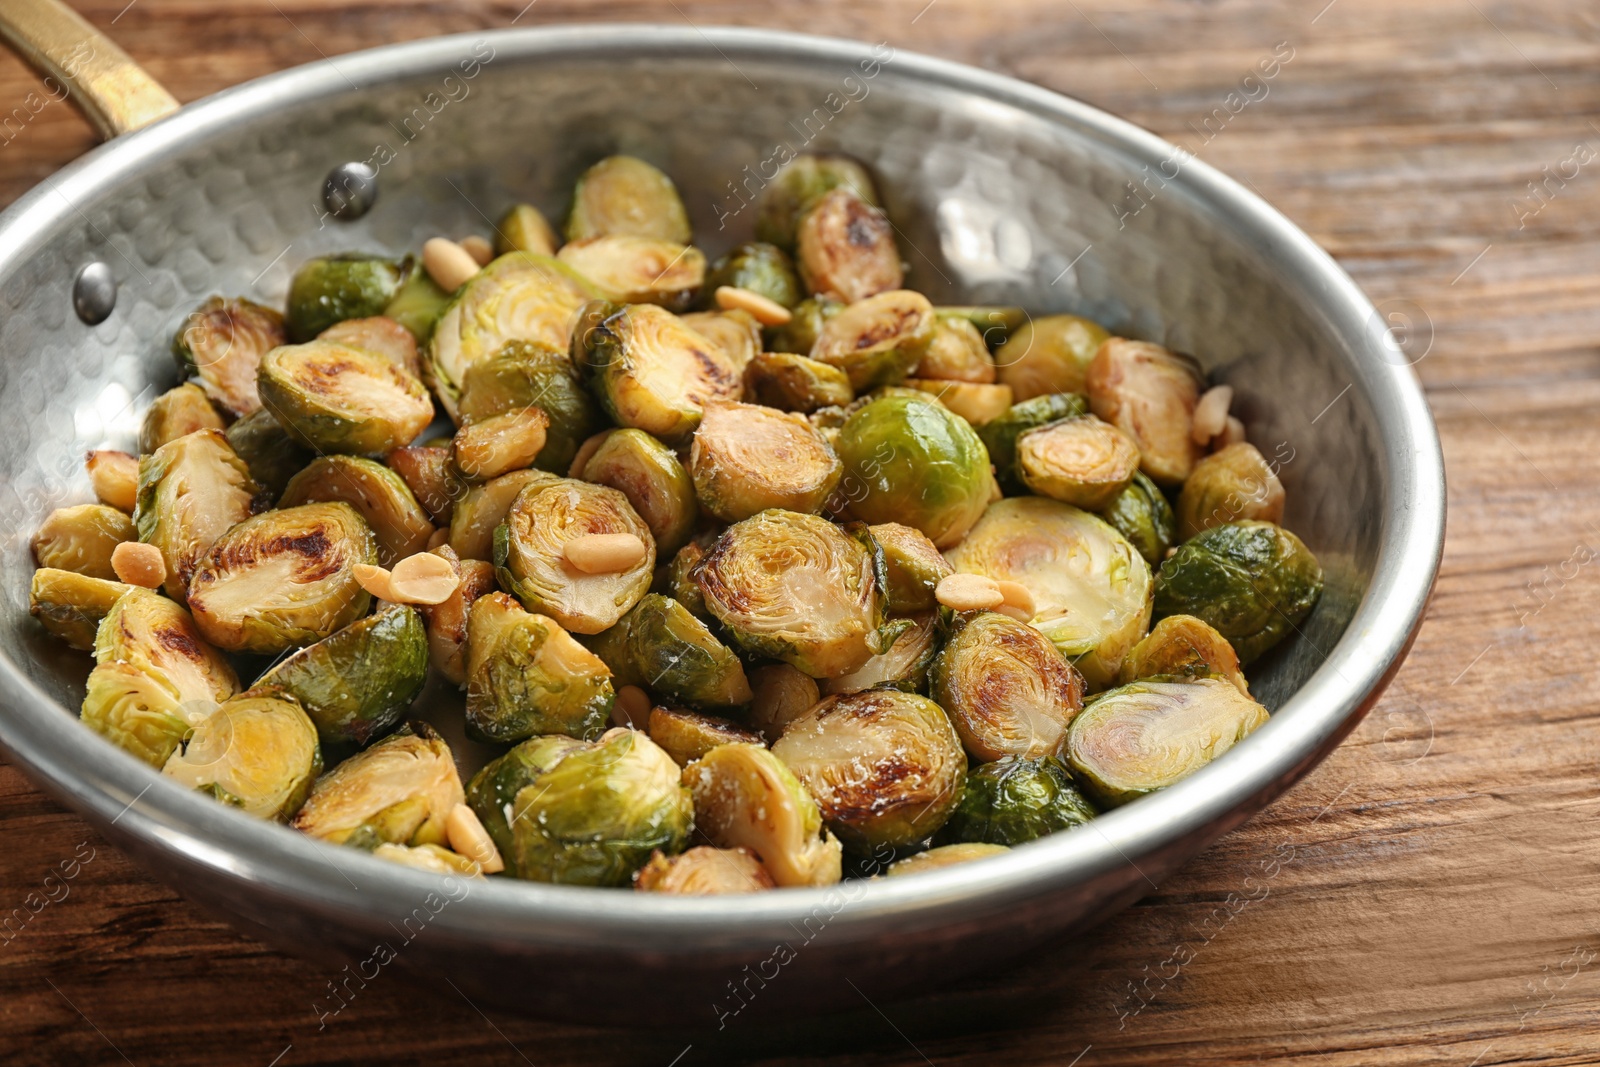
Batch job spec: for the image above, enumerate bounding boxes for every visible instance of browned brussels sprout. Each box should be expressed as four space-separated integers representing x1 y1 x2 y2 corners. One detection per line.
635 846 776 894
765 294 844 355
808 289 934 392
1176 442 1286 540
29 569 129 651
704 242 802 309
681 742 842 887
172 296 286 416
744 351 854 413
579 302 743 444
447 468 557 561
919 314 997 383
86 450 139 513
456 340 602 476
135 429 258 602
1085 338 1205 486
936 306 1030 349
994 314 1110 400
416 546 498 685
903 379 1014 427
317 316 423 379
451 409 549 483
285 253 408 342
869 522 953 613
931 611 1085 761
1016 415 1142 510
647 705 762 766
163 690 322 820
558 235 705 310
386 444 463 525
465 592 614 744
292 723 463 846
977 392 1090 492
579 428 697 556
32 504 134 581
756 152 881 251
821 610 940 696
495 203 560 257
678 310 762 376
225 408 312 501
566 155 692 244
259 340 434 456
796 186 902 302
139 382 225 454
589 594 751 712
280 455 434 566
885 842 1008 876
381 262 452 344
1120 614 1249 694
747 662 821 740
689 401 842 523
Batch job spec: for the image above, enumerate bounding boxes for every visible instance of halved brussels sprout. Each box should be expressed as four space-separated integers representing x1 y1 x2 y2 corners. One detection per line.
635 846 776 894
135 429 258 602
163 690 322 820
936 307 1029 349
647 706 762 766
456 340 602 476
494 476 654 634
448 468 558 561
808 290 933 392
496 203 560 257
765 294 844 355
285 253 407 342
931 611 1085 762
994 314 1111 401
821 610 940 696
772 688 967 851
291 723 463 846
689 401 842 523
1085 339 1205 486
381 262 452 344
373 843 484 877
796 187 902 303
465 592 614 744
744 351 853 413
693 509 888 679
678 310 762 376
937 755 1097 845
756 153 880 251
1016 415 1142 510
596 594 751 711
1153 520 1322 665
258 340 434 456
30 569 129 651
831 394 995 550
1067 677 1269 806
1177 442 1286 541
917 315 996 383
946 497 1152 689
869 522 953 613
579 428 697 556
579 302 743 443
681 742 842 887
187 502 377 654
1101 471 1177 569
81 663 204 768
32 504 134 581
885 841 1008 876
257 602 428 745
704 242 802 309
173 296 285 416
318 316 424 379
280 455 434 566
1121 614 1249 694
904 379 1014 427
417 546 498 685
557 235 705 310
976 391 1090 493
566 155 692 244
386 444 463 525
86 449 139 513
139 382 226 454
451 409 549 483
747 662 821 741
225 408 312 501
660 533 716 620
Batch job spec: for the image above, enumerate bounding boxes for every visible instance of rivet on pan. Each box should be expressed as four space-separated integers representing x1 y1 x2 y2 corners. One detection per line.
323 162 379 220
73 262 116 325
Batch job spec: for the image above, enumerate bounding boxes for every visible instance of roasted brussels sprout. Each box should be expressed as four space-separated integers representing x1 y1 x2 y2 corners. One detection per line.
135 429 258 602
29 569 129 651
579 428 697 556
660 533 715 620
187 502 377 654
937 755 1097 845
808 290 933 392
225 408 312 500
831 394 995 550
280 455 434 566
257 602 428 745
139 382 226 454
32 504 134 581
765 294 844 355
1176 442 1286 540
1067 677 1269 806
1016 415 1142 510
373 843 483 877
936 306 1030 348
647 705 762 766
1085 338 1205 486
678 310 762 375
681 742 842 887
593 594 751 711
796 187 902 303
417 546 498 685
385 444 462 525
495 202 559 257
558 235 705 310
566 155 692 244
464 592 614 743
693 509 889 679
772 688 967 851
258 340 434 456
821 610 940 696
976 391 1090 492
1101 471 1177 568
1121 614 1249 694
869 522 953 613
744 351 853 413
163 690 322 820
931 611 1085 762
704 242 802 309
885 841 1008 876
747 663 820 741
689 401 842 523
904 379 1014 427
635 846 776 894
285 253 408 342
86 449 139 513
947 498 1152 689
381 263 452 344
81 663 203 768
494 476 654 634
172 296 285 416
579 302 743 443
291 723 463 846
755 153 880 248
1153 521 1322 665
447 468 557 561
451 409 549 483
993 314 1110 401
318 316 424 379
918 315 996 383
457 340 602 476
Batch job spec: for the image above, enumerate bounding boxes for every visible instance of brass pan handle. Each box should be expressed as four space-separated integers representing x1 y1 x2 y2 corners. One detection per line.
0 0 178 139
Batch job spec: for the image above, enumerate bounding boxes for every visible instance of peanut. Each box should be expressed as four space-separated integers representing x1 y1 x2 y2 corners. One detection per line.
352 562 395 601
1217 415 1248 449
613 684 653 730
110 542 166 589
936 572 1005 612
423 237 480 293
445 804 504 875
458 235 494 267
426 526 450 551
1191 385 1233 445
564 533 647 574
388 552 461 605
86 450 139 512
714 285 793 326
994 579 1036 621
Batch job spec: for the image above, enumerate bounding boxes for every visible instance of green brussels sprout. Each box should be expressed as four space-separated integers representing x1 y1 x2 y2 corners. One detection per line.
457 340 602 476
187 502 377 654
139 382 226 454
386 444 463 525
291 723 463 846
917 315 996 383
931 611 1085 762
280 455 434 567
372 843 485 877
427 252 597 419
495 202 559 257
579 301 743 444
746 662 820 741
976 392 1090 492
689 401 842 523
821 610 940 696
81 663 202 768
660 533 715 621
1085 338 1205 486
795 186 902 302
417 547 498 686
704 242 802 309
172 296 286 416
591 594 751 712
904 379 1015 427
693 509 890 679
994 313 1111 401
467 733 587 843
681 742 842 887
947 497 1152 690
1153 520 1322 665
937 755 1097 845
1101 471 1177 568
1177 442 1286 541
1016 414 1142 510
1067 677 1269 806
29 569 129 651
258 340 434 456
678 310 762 376
464 592 614 744
646 705 762 767
225 408 312 501
381 262 452 344
163 690 322 820
744 351 853 413
831 394 995 550
557 235 705 310
448 468 558 561
494 476 654 634
1120 614 1249 694
936 306 1030 350
772 688 967 851
565 155 692 244
579 428 697 556
285 253 408 342
635 846 776 894
31 504 134 581
755 152 881 251
256 602 428 745
808 289 933 392
868 522 953 613
885 841 1009 876
318 316 424 380
765 294 844 355
135 429 259 602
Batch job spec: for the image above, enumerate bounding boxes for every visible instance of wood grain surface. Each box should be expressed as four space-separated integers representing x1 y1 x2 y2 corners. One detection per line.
3 1 1599 1064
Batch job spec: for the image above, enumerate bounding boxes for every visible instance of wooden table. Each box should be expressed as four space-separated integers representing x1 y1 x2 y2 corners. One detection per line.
3 1 1597 1063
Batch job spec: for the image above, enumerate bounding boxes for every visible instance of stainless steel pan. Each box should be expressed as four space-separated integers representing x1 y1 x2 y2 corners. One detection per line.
0 0 1445 1025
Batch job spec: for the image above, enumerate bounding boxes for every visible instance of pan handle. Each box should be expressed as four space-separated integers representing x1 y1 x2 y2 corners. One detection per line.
0 0 178 139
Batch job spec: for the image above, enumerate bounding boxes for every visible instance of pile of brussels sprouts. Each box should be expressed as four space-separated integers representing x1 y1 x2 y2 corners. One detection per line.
28 150 1323 892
